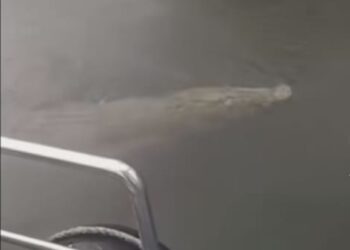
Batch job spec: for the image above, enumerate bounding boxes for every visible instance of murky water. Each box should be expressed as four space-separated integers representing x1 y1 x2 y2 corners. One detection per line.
2 1 350 250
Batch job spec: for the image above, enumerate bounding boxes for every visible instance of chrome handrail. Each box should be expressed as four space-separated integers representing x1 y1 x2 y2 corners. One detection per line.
1 137 160 250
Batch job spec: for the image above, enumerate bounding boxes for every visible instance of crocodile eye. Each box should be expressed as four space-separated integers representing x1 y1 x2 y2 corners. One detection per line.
224 99 233 106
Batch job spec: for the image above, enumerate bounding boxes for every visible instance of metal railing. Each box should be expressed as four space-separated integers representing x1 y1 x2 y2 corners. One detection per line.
1 137 160 250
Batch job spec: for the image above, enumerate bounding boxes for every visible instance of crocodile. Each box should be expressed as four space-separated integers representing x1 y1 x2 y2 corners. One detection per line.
7 84 292 156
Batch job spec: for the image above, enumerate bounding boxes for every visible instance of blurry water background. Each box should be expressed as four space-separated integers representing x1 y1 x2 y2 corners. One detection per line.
1 1 350 250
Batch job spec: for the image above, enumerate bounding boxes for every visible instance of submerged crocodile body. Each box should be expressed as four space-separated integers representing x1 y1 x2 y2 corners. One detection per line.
8 84 292 156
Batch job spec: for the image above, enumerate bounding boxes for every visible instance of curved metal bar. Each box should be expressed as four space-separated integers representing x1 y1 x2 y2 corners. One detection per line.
1 137 159 250
1 230 75 250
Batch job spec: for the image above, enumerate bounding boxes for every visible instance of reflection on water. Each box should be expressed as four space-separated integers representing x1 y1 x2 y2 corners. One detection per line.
2 0 350 250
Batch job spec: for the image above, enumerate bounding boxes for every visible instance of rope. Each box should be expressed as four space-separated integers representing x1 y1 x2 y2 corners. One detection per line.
49 226 142 249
